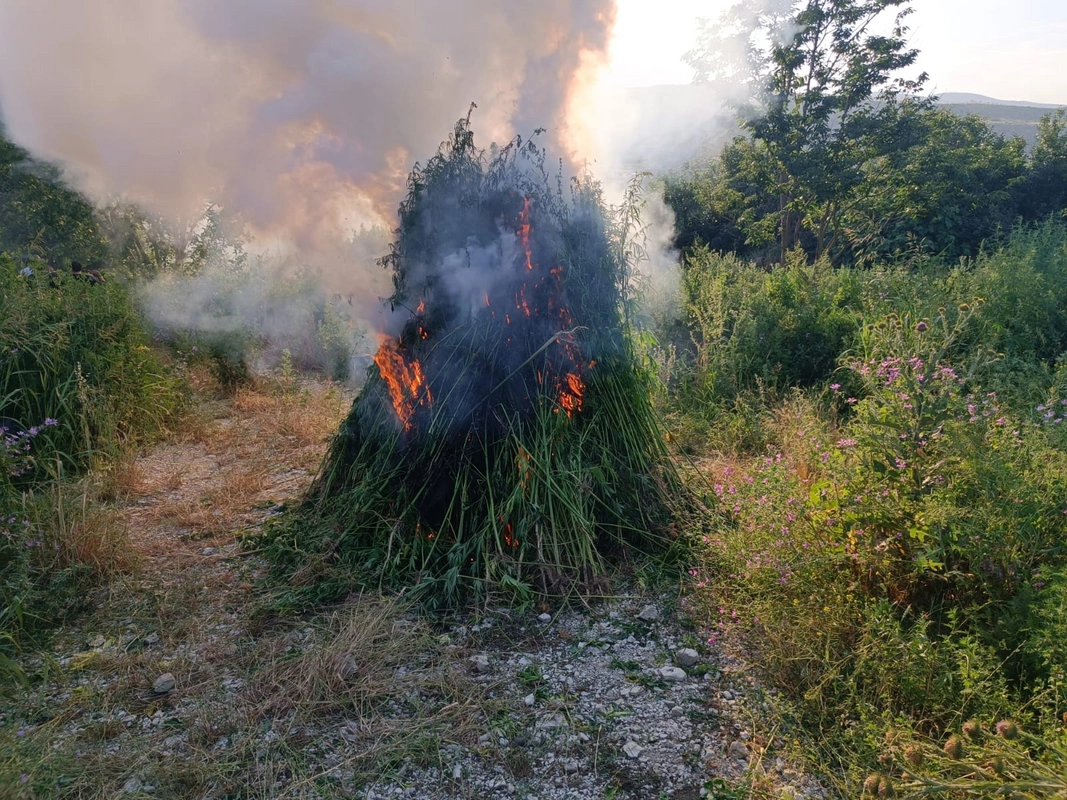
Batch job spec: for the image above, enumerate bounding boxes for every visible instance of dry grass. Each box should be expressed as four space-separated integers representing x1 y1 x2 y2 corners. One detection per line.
1 596 487 799
95 453 146 503
29 481 136 578
245 596 486 786
123 380 350 544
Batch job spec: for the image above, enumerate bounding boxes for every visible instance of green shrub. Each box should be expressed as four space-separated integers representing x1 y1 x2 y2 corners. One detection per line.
688 298 1067 782
1 253 182 651
681 248 861 403
0 254 183 472
951 220 1067 362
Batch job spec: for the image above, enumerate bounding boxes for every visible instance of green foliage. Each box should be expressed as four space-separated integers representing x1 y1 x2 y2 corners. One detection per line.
843 107 1028 264
680 247 861 401
950 220 1067 362
1 252 181 651
685 0 926 263
0 254 182 472
681 226 1067 788
1018 109 1067 221
671 4 1063 269
0 130 106 265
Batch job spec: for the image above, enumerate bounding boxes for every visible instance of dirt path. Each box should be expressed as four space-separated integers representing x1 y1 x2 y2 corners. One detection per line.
0 381 826 800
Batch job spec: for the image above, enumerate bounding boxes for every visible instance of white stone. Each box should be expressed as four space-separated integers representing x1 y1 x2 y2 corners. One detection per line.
122 777 143 794
658 666 687 682
636 605 660 621
152 673 176 693
729 740 749 760
537 613 552 623
623 740 644 759
675 648 700 667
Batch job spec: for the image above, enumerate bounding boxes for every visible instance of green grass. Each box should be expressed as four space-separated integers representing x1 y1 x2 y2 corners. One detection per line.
1 253 185 650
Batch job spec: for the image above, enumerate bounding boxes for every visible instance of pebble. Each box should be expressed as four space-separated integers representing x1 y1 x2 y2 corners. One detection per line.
469 654 490 674
658 666 687 682
537 613 552 623
152 673 176 694
623 740 644 759
675 647 700 667
636 605 660 621
523 693 536 707
729 741 749 760
122 777 143 794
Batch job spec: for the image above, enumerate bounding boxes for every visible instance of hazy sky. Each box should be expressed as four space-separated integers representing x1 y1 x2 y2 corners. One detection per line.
605 0 1067 104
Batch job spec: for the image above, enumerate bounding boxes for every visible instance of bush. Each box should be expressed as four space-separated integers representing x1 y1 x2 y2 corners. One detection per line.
1 253 180 651
680 247 861 402
0 254 183 473
687 294 1067 786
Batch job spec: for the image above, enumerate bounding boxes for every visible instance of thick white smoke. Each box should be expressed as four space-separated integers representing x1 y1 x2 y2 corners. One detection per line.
0 0 615 246
0 0 618 364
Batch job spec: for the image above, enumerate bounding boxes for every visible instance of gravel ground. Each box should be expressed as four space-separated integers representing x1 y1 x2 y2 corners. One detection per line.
351 596 828 800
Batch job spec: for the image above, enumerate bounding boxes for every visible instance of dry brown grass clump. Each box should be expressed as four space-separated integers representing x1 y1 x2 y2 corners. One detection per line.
27 481 136 579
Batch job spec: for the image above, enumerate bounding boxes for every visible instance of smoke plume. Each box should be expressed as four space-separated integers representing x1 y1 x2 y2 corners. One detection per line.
0 0 616 247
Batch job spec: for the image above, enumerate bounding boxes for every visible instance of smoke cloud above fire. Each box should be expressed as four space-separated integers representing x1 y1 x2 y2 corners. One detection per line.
0 0 616 246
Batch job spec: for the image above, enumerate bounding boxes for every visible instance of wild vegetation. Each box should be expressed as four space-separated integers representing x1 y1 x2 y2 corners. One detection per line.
1 0 1067 796
654 1 1067 795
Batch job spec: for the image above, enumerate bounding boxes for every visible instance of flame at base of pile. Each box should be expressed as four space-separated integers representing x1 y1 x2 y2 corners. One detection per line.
259 116 679 608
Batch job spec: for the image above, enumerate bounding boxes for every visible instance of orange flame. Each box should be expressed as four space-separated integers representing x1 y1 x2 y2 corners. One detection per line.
518 197 534 271
374 339 432 431
558 371 584 417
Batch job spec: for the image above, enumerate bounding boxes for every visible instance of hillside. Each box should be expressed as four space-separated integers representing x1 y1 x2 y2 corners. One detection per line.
939 96 1065 145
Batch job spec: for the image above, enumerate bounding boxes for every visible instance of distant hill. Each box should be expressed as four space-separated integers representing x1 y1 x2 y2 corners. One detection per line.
936 94 1065 146
937 92 1064 109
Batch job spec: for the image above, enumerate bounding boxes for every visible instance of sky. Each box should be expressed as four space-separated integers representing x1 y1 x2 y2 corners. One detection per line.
604 0 1067 105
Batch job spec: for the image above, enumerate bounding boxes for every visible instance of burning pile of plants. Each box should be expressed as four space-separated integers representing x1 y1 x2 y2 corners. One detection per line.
260 116 678 607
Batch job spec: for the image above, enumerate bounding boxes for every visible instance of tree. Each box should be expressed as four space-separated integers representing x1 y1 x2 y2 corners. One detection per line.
1017 109 1067 222
840 106 1027 263
685 0 928 263
0 128 106 264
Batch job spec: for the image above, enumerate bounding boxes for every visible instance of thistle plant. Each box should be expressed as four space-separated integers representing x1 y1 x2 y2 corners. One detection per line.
877 720 1067 798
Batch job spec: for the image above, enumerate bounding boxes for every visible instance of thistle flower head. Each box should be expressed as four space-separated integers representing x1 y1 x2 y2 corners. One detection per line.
863 774 881 796
996 719 1019 739
904 745 924 767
